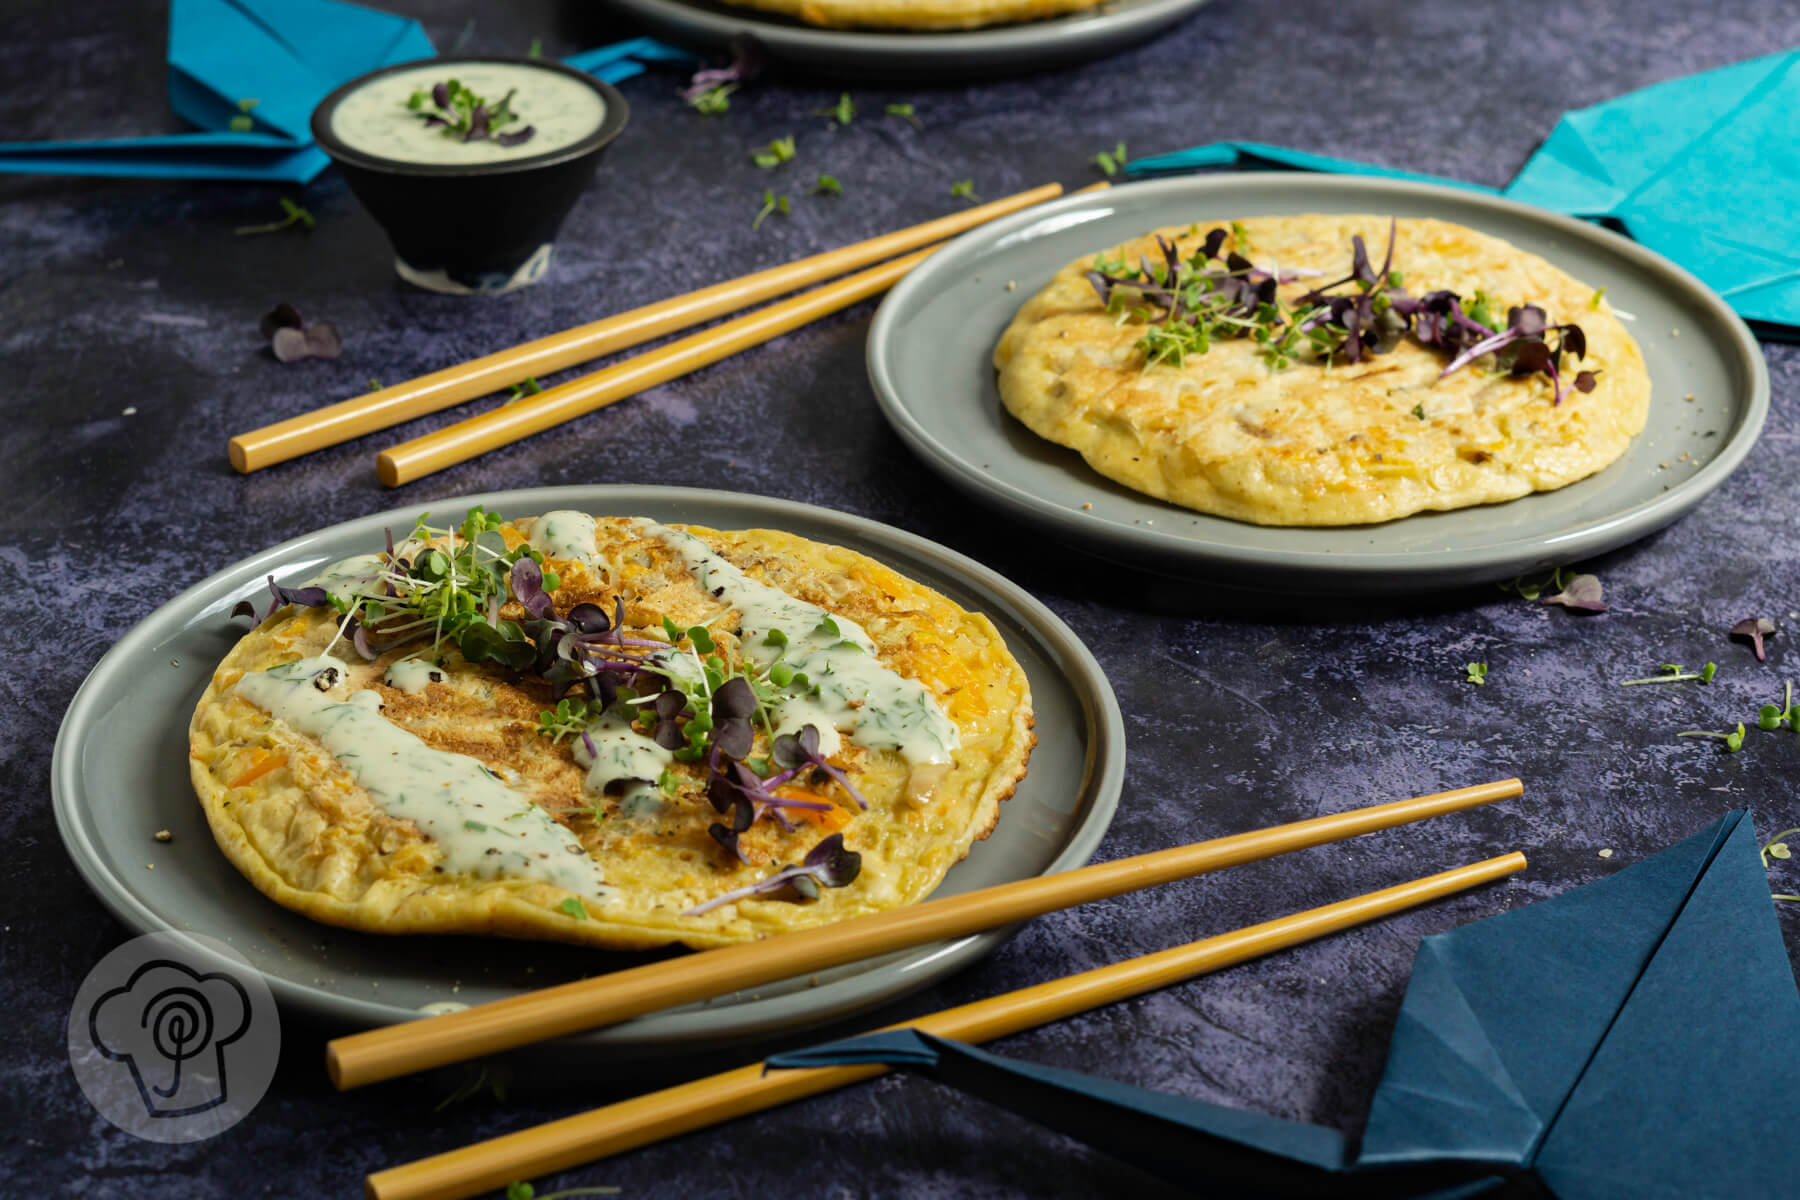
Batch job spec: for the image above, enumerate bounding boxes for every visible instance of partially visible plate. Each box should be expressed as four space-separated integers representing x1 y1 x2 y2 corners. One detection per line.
605 0 1214 79
51 486 1123 1059
865 175 1770 594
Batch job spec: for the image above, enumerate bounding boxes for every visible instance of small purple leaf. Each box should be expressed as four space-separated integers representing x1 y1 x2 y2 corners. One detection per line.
270 326 311 362
1542 573 1608 613
1729 617 1776 661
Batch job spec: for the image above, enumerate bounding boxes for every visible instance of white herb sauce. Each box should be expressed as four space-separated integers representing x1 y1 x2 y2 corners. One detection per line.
638 520 959 767
383 657 442 694
328 62 607 167
569 710 671 811
527 510 603 571
235 656 613 899
307 555 384 606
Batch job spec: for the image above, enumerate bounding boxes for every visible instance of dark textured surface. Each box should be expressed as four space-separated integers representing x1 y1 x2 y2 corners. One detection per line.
4 1 1798 1196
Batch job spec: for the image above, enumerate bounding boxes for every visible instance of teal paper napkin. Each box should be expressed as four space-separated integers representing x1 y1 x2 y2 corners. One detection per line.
0 0 689 184
772 810 1800 1198
1126 50 1800 334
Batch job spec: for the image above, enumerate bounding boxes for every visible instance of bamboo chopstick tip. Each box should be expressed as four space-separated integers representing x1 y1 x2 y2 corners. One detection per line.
227 436 255 474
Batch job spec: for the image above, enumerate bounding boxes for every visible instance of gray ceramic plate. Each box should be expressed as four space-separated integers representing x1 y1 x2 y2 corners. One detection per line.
866 175 1770 594
51 486 1122 1059
606 0 1213 79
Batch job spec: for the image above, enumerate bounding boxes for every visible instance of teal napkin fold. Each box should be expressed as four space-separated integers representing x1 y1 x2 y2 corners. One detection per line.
1126 50 1800 333
0 0 689 184
771 810 1800 1198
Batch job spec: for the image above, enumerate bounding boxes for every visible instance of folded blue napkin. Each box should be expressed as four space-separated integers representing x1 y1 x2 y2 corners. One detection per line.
772 810 1800 1198
0 0 689 183
1127 49 1800 333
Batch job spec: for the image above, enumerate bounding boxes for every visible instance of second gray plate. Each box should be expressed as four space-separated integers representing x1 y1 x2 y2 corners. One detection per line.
866 175 1769 594
51 486 1122 1060
605 0 1214 79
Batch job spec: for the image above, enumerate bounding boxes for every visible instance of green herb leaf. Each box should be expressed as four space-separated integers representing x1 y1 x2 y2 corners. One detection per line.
750 135 797 168
689 83 737 115
884 102 922 129
559 897 588 920
812 173 844 196
527 37 544 59
752 189 790 230
950 179 980 204
1589 286 1606 310
1465 662 1488 686
816 92 855 126
234 196 316 237
1411 403 1427 420
1089 141 1128 177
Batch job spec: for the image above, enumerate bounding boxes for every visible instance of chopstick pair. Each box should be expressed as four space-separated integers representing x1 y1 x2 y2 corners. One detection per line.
366 840 1528 1199
228 181 1084 485
328 777 1522 1091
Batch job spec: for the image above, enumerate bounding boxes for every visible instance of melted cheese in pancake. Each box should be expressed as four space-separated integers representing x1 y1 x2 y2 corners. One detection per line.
189 515 1034 950
994 214 1651 526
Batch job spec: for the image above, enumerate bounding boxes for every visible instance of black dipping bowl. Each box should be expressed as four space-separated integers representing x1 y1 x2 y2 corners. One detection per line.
311 57 629 295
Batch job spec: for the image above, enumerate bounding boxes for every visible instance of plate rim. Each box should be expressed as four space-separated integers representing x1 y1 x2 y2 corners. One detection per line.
865 173 1771 586
51 484 1125 1048
605 0 1214 65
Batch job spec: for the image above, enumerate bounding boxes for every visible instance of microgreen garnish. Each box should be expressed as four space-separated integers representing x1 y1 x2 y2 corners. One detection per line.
406 78 534 148
436 1063 510 1111
1498 567 1575 601
884 102 922 129
816 92 855 126
558 897 588 920
504 1181 620 1200
1089 142 1128 177
750 135 796 168
507 377 544 401
538 697 605 743
812 174 843 196
1621 663 1716 686
950 179 980 203
1411 403 1427 420
752 189 790 230
259 303 341 363
1589 287 1607 310
682 834 863 915
229 97 259 132
234 197 315 237
1540 573 1607 613
1729 617 1776 661
688 84 737 115
1756 681 1796 732
1676 722 1746 752
1085 221 1598 399
1762 827 1800 904
527 37 544 59
1465 662 1488 686
230 573 331 625
683 38 764 115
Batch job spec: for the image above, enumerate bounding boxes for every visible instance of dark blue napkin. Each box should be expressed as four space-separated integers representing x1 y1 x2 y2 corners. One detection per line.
771 810 1800 1198
1125 49 1800 331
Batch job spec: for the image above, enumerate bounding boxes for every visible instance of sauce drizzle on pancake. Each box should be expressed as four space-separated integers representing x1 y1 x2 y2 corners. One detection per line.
234 655 616 899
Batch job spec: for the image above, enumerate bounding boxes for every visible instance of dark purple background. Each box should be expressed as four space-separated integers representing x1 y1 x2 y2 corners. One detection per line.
4 1 1797 1196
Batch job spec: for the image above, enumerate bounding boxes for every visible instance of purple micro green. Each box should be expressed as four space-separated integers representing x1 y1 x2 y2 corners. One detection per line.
1730 617 1777 662
682 834 863 915
262 304 341 364
1541 573 1608 613
231 574 332 624
772 725 869 810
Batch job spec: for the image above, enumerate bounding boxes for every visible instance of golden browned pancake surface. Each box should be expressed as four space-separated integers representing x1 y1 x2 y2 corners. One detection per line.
189 516 1034 950
994 215 1651 526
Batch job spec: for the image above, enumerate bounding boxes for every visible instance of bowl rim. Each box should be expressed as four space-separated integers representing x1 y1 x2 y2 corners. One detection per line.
309 54 630 178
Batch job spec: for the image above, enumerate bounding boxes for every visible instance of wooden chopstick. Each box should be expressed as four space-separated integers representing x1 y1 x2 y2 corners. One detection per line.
374 243 935 486
328 778 1521 1091
227 182 1070 473
365 850 1528 1200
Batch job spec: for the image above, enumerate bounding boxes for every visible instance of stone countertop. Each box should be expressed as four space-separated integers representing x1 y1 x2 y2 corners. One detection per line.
3 1 1797 1196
